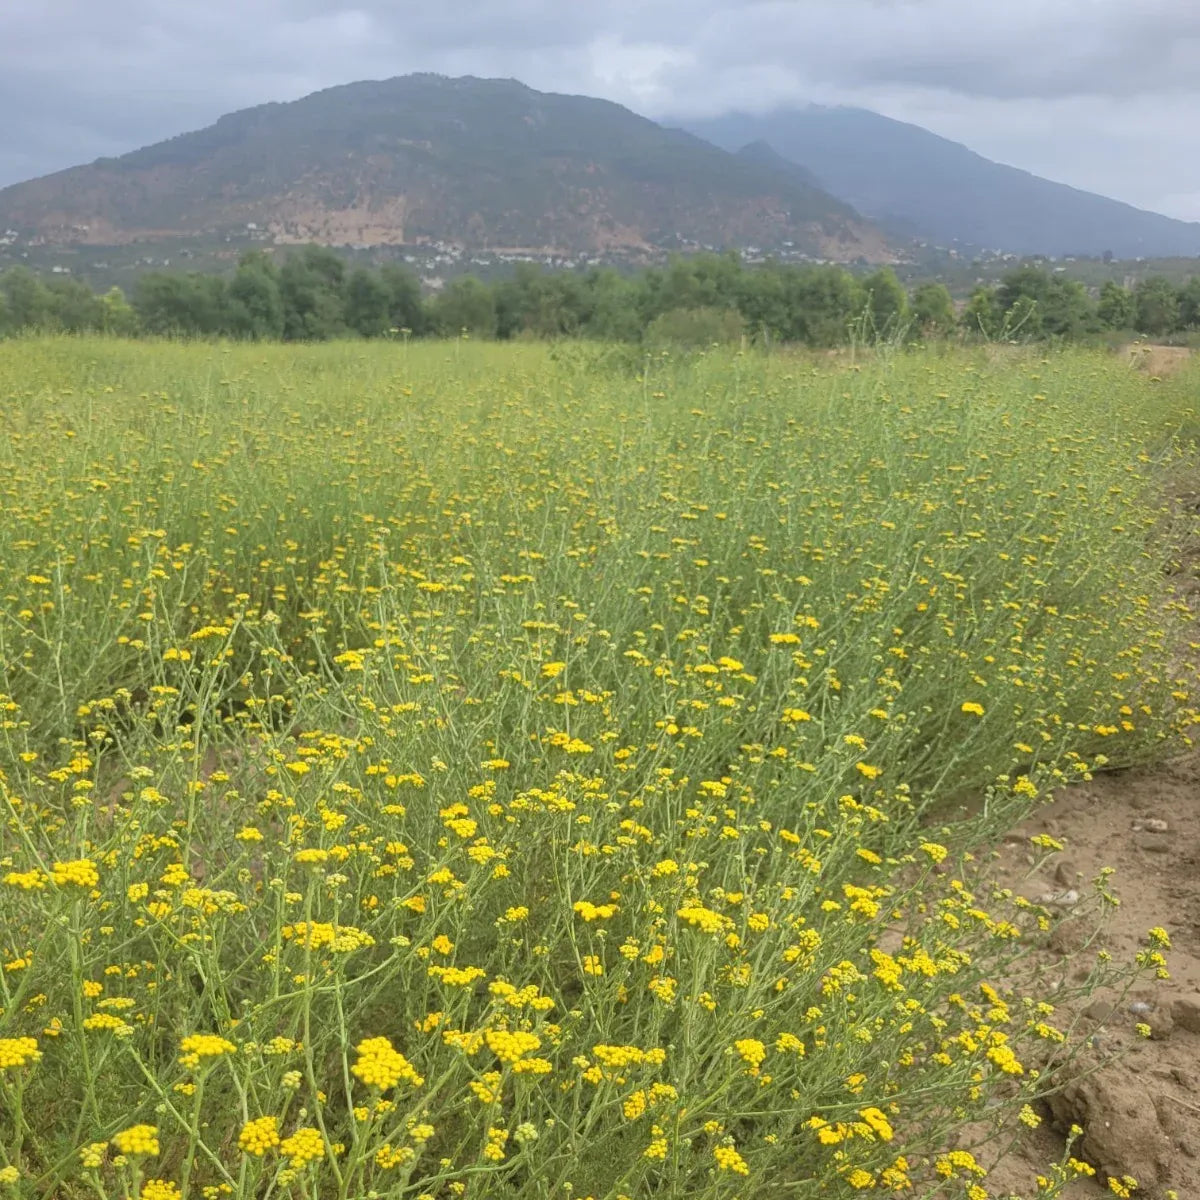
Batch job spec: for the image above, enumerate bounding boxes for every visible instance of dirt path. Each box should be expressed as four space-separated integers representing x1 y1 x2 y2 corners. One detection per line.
982 753 1200 1199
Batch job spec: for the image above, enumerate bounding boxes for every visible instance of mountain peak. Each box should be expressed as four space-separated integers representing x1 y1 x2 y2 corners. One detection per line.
0 74 886 261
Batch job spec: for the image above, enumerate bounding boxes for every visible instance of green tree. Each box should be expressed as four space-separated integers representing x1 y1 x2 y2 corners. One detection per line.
1177 278 1200 330
379 265 426 335
780 266 865 345
430 277 497 338
133 273 229 337
1133 277 1181 337
279 246 347 340
536 272 588 338
192 275 231 335
1040 278 1096 339
992 266 1098 340
44 278 107 333
344 268 392 338
227 253 285 340
495 265 587 339
996 266 1051 312
641 253 740 321
733 263 789 343
1096 281 1136 331
572 269 639 341
861 267 909 336
961 285 1004 339
99 288 139 336
994 266 1053 338
132 274 191 336
1 267 52 330
910 282 956 338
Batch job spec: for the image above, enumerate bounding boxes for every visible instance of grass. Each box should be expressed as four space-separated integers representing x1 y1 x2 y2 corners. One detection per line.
0 337 1195 1200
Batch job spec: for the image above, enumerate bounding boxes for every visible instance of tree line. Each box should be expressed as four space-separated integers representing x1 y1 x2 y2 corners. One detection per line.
2 247 1199 346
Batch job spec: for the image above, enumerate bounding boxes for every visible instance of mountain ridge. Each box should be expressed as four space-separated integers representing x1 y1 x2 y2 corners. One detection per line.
684 105 1200 258
0 75 887 262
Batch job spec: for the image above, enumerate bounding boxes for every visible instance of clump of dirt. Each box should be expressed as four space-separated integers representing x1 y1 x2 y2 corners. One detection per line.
982 753 1200 1199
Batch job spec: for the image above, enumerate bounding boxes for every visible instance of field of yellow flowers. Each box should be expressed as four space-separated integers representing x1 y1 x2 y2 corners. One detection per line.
0 337 1195 1200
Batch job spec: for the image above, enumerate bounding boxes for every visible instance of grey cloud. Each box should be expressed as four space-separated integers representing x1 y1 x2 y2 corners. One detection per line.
677 0 1200 102
1 0 1198 220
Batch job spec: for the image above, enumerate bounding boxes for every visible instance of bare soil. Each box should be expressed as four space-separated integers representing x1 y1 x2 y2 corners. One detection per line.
982 754 1200 1198
1126 344 1193 378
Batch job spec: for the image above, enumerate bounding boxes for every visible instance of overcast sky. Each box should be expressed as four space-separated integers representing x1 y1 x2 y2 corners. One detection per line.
3 0 1198 220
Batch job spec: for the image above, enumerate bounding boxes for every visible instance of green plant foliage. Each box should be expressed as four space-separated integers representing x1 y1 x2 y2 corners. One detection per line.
0 340 1193 1199
4 257 1200 347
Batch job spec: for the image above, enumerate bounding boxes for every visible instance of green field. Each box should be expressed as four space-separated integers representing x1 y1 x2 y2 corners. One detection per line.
0 339 1194 1200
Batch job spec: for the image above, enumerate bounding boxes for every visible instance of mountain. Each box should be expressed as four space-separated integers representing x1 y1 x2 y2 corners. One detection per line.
0 76 887 262
686 107 1200 259
734 141 827 193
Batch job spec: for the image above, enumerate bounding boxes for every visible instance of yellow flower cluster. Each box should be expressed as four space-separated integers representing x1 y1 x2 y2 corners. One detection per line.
0 1037 41 1070
237 1116 280 1156
3 869 47 890
592 1045 667 1069
375 1143 415 1168
138 1182 181 1200
51 859 99 889
79 1144 106 1170
677 905 732 934
351 1037 424 1089
714 1145 750 1175
485 1029 542 1064
178 1034 237 1067
112 1125 159 1156
734 1038 767 1074
280 921 375 952
427 965 487 987
279 1127 325 1168
82 1013 133 1035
